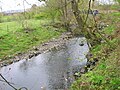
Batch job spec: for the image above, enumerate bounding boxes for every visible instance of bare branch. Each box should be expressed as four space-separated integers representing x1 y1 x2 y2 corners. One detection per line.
0 79 15 85
24 0 32 6
83 0 92 26
0 74 18 90
0 74 28 90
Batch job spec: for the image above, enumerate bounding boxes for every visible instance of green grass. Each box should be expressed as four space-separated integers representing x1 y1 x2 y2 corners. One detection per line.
70 9 120 90
96 4 120 11
110 5 120 10
0 15 13 22
0 19 64 60
0 21 22 36
70 43 120 90
104 25 115 34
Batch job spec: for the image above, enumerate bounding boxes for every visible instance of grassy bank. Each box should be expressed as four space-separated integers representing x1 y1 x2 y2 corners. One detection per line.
0 19 65 60
70 10 120 90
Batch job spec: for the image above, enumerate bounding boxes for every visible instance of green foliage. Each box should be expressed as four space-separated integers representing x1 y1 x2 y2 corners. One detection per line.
92 44 102 53
98 63 106 69
110 4 120 9
0 19 63 60
0 21 22 36
90 74 105 85
112 12 120 16
114 0 120 4
41 0 62 23
70 10 120 90
0 15 14 22
104 25 115 34
34 12 47 19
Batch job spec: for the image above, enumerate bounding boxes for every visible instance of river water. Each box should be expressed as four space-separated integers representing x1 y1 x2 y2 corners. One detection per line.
0 37 89 90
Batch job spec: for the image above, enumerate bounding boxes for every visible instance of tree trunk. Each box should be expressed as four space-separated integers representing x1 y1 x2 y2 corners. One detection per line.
60 0 70 31
71 0 83 32
92 0 95 9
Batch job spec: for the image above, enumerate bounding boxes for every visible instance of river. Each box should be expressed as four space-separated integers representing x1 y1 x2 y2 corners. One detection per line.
0 37 89 90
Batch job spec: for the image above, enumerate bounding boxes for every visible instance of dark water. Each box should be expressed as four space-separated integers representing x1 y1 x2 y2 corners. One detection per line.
0 37 89 90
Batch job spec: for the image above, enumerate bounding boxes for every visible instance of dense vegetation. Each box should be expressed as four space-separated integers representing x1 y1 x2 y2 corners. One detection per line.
0 5 66 60
70 5 120 90
0 0 120 90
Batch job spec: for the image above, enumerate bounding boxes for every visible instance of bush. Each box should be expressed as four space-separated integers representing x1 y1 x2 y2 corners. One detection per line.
34 13 47 20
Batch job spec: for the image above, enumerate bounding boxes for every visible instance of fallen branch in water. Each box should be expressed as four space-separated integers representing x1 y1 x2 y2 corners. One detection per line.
0 79 15 85
0 74 28 90
0 74 18 90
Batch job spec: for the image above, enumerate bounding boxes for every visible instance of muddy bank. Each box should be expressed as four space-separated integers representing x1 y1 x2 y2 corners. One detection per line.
0 32 73 67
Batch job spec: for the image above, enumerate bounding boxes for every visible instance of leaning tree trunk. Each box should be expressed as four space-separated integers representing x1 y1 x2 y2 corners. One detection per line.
92 0 95 9
60 0 70 31
71 0 83 32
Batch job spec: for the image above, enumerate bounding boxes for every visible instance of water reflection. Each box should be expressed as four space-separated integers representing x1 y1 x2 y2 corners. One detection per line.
0 37 89 90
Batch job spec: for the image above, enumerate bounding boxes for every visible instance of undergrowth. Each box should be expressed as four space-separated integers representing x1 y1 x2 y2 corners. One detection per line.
70 9 120 90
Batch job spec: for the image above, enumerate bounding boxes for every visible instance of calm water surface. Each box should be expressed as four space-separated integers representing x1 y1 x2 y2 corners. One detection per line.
0 37 89 90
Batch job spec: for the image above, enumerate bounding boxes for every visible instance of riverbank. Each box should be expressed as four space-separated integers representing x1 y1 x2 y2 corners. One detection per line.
70 10 120 90
0 19 72 67
0 31 73 67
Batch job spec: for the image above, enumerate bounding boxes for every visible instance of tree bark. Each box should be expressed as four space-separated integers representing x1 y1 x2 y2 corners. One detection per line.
60 0 70 31
71 0 83 32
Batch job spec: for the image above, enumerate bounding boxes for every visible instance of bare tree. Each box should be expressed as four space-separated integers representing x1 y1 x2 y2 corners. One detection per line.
71 0 84 32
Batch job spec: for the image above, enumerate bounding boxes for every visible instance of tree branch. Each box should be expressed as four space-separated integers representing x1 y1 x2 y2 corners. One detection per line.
0 74 28 90
0 74 18 90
